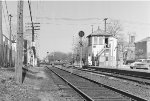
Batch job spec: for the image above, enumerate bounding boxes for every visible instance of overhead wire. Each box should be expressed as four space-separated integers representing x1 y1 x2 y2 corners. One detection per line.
5 14 149 27
28 0 35 42
36 17 103 21
4 0 15 40
35 0 39 22
4 0 9 21
2 4 9 36
28 0 33 24
35 16 150 27
36 1 40 58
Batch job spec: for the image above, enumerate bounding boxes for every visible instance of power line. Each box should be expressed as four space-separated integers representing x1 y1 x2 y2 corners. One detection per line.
2 5 9 35
28 0 35 42
35 1 40 58
36 17 102 21
35 17 150 27
8 13 150 27
4 0 9 21
28 0 33 23
35 1 39 22
109 18 150 26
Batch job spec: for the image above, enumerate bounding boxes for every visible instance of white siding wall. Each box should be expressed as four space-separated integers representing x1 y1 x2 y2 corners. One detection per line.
87 45 92 65
92 45 105 57
87 36 117 67
109 37 117 67
92 36 105 57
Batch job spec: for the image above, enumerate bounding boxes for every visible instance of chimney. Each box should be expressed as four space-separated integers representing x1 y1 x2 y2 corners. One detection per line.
98 26 100 30
130 35 135 43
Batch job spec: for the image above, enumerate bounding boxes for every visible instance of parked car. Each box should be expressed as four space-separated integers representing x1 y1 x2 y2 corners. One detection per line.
136 59 145 62
130 59 150 70
143 59 150 64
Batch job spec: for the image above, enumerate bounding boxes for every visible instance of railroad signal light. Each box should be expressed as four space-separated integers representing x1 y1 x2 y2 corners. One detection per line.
78 31 85 68
78 31 84 37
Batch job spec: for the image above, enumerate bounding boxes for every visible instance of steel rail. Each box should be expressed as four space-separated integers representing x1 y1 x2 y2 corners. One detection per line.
47 66 147 101
47 67 94 101
84 66 150 79
80 67 150 85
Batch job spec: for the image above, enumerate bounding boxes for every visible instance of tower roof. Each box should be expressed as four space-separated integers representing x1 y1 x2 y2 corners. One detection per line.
87 29 112 38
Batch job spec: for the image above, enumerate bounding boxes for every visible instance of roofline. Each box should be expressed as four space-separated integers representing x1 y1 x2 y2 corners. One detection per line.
135 37 150 43
87 34 112 38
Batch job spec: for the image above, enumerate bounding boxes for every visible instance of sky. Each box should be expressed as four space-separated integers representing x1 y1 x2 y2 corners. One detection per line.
2 1 150 59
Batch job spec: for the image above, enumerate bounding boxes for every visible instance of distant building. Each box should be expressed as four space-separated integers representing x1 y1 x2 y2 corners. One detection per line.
87 28 117 67
123 35 135 64
135 37 150 60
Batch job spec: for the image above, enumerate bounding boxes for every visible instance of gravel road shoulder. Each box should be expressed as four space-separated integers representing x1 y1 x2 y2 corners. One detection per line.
0 66 81 101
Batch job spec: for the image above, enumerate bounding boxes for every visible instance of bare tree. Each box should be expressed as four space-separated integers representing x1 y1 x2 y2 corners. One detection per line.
47 51 73 64
107 19 128 65
107 19 123 37
73 36 88 65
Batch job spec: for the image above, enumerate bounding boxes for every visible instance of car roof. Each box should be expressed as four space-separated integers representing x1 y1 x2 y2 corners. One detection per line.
138 59 150 60
138 59 145 60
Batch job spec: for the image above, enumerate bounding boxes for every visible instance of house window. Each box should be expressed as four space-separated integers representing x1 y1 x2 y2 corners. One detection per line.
99 37 103 45
105 37 109 48
88 37 92 46
94 37 98 45
93 46 96 48
106 57 108 61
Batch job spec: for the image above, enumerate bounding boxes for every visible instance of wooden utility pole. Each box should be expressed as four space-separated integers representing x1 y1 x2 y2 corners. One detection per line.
104 18 108 66
0 1 2 44
28 0 34 42
78 31 84 68
91 25 93 33
72 35 74 66
79 37 82 68
104 18 108 33
15 0 23 84
116 42 119 68
0 1 3 67
9 14 13 67
23 40 27 65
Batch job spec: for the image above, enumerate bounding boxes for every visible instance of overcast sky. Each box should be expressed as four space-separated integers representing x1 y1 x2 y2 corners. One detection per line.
2 1 150 59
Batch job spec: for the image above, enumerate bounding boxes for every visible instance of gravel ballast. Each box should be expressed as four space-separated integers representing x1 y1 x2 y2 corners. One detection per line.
59 66 150 101
0 66 84 101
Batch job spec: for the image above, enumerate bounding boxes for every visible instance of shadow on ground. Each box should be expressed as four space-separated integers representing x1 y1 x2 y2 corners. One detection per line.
22 67 38 83
22 67 44 83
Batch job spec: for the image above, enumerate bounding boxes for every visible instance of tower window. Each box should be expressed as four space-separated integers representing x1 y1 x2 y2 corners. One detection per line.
88 37 92 46
105 38 108 48
94 37 98 44
106 57 108 61
99 37 103 45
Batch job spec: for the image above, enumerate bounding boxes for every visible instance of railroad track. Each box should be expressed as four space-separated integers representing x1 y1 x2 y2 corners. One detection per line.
47 66 146 101
45 67 85 101
78 67 150 85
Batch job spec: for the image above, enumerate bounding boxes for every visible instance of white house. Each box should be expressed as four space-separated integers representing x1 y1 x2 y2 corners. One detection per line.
87 28 117 67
